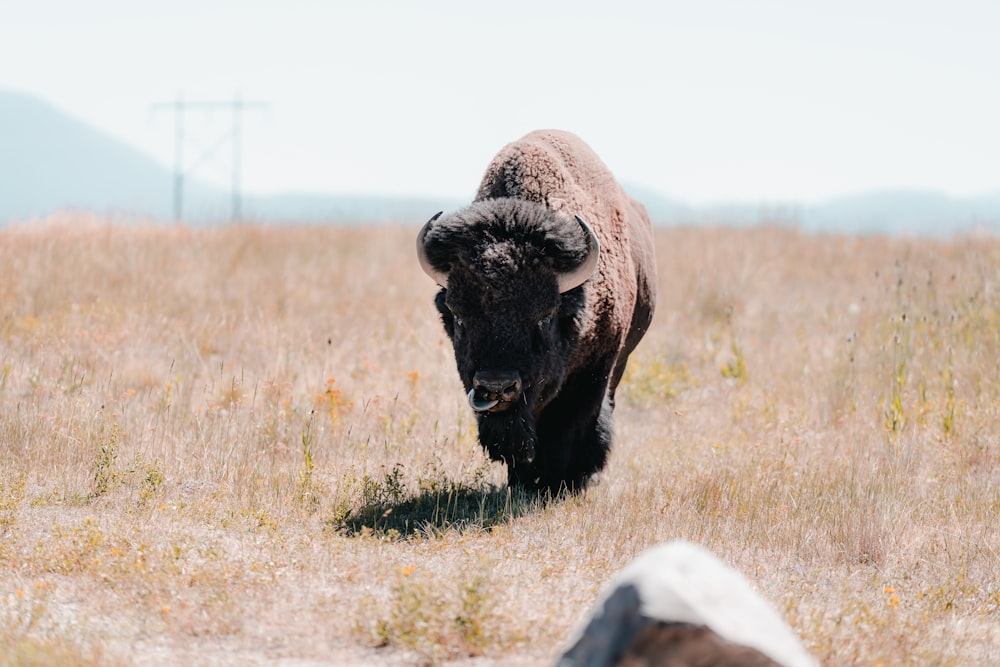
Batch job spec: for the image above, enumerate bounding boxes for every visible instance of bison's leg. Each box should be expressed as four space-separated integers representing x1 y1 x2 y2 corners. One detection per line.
507 399 611 495
505 458 540 491
519 356 616 494
608 295 655 405
505 404 610 495
541 395 613 493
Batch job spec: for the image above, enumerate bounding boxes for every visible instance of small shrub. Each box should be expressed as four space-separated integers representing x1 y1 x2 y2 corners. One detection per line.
372 564 501 661
720 339 749 385
620 353 690 407
90 424 121 498
138 459 164 508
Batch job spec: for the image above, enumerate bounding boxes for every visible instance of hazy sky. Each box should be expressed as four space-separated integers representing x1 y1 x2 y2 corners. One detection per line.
3 0 999 204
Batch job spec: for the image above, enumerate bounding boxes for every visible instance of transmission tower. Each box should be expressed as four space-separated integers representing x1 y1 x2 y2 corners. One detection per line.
152 93 267 221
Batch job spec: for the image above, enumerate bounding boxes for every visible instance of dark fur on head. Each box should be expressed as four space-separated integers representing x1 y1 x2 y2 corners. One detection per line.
424 199 591 484
420 198 593 283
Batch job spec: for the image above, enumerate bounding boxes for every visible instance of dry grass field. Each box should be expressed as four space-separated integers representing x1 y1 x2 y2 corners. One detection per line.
1 215 998 666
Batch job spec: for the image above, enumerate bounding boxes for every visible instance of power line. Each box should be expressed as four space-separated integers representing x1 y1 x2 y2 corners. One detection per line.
152 93 267 221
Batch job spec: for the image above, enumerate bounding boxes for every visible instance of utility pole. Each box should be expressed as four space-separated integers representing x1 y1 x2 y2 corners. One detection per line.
152 93 267 221
232 93 243 221
170 93 184 221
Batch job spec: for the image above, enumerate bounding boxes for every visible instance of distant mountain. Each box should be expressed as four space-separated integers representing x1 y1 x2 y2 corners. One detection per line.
2 90 998 233
240 192 464 225
1 89 177 222
0 90 459 225
621 184 693 222
803 190 1000 235
636 189 1000 235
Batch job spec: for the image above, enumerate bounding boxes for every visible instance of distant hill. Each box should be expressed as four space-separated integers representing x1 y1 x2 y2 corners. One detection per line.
803 190 1000 235
1 90 177 222
620 184 694 222
2 89 998 233
0 90 460 225
240 192 464 225
642 190 1000 235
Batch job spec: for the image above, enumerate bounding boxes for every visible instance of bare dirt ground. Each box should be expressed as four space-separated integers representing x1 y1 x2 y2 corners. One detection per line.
1 217 998 665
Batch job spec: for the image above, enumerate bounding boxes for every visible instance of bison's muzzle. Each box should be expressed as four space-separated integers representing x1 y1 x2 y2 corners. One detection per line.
468 370 522 413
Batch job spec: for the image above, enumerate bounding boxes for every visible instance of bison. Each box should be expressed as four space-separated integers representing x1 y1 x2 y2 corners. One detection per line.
416 130 656 493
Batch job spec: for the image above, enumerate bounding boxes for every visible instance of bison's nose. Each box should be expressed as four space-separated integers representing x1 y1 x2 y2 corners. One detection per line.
474 371 522 401
469 370 522 412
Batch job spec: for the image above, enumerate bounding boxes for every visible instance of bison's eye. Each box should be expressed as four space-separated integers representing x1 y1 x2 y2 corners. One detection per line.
537 315 554 330
445 303 465 330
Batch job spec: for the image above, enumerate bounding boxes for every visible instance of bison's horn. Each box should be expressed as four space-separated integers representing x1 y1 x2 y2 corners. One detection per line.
416 211 449 288
558 216 600 293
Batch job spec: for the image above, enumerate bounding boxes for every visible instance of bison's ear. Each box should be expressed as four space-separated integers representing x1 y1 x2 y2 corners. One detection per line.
417 211 449 288
558 216 600 293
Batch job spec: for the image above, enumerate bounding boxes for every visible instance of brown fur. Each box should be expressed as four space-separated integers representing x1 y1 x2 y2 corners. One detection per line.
617 623 785 667
476 129 657 396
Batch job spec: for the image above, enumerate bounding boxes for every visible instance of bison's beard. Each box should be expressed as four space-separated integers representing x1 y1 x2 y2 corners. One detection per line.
476 401 537 465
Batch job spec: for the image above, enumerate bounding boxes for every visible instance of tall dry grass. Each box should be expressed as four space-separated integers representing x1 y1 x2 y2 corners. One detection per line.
1 215 998 666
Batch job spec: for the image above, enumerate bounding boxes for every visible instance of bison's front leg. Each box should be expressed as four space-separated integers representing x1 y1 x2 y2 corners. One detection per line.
512 359 616 495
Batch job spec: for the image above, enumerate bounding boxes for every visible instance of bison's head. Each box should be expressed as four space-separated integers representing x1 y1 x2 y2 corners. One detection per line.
416 199 599 446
